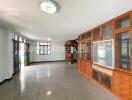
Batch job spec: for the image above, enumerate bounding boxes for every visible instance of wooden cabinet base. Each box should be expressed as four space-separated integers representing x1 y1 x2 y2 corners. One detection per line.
112 70 132 100
77 59 132 100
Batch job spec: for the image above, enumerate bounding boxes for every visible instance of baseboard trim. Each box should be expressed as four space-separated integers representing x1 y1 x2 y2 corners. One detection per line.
0 75 13 85
30 60 65 64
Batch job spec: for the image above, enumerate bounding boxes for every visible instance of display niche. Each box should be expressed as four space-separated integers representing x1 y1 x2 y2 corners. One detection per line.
93 40 114 69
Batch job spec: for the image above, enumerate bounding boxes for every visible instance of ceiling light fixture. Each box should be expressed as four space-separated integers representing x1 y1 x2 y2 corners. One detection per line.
40 0 59 14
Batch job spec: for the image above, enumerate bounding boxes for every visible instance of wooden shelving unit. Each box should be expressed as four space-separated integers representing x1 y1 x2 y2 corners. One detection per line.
64 40 78 64
76 10 132 100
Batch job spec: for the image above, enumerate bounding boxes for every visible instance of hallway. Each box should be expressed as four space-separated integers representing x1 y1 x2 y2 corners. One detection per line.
0 62 118 100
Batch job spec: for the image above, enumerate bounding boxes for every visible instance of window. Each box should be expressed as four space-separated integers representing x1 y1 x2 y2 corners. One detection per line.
37 42 51 55
14 34 29 44
14 35 19 41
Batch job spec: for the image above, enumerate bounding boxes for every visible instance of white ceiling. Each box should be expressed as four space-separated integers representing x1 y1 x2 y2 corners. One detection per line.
0 0 132 41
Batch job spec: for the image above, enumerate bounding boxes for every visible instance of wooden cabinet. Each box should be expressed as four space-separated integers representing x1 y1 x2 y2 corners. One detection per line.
112 71 132 100
85 61 92 78
78 59 92 78
101 73 111 89
65 40 78 64
76 11 132 99
92 64 113 90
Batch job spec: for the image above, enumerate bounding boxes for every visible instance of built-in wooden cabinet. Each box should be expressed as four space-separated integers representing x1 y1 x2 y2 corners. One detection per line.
92 69 100 82
76 10 132 100
112 71 132 100
78 59 92 78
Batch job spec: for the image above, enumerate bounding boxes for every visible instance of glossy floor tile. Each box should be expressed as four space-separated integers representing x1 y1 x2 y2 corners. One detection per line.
0 62 118 100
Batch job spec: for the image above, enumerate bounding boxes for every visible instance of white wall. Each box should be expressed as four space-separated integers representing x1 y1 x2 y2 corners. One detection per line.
0 26 14 82
30 40 65 62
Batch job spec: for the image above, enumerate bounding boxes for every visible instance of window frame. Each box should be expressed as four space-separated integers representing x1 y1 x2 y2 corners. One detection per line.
37 42 51 55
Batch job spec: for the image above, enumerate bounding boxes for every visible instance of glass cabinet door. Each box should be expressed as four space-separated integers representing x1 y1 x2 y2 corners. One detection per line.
81 42 86 59
87 40 92 61
115 16 130 29
103 23 112 39
93 28 100 41
116 31 131 71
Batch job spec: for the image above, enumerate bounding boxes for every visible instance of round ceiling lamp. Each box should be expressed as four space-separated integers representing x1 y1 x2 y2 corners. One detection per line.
40 0 59 14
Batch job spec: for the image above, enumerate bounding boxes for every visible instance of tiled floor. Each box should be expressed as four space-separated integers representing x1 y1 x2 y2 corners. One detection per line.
0 62 118 100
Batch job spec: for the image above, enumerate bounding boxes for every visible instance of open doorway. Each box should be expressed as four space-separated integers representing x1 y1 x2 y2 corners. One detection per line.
13 35 30 75
19 43 25 71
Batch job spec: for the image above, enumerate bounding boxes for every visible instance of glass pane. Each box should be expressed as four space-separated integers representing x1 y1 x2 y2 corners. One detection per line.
15 35 18 41
93 28 100 41
37 49 39 55
19 37 22 42
40 46 43 54
44 50 47 54
48 43 51 45
40 42 47 45
87 32 91 39
48 46 51 49
87 40 92 61
44 46 47 50
37 42 39 50
81 42 85 59
116 32 131 71
116 16 130 29
93 40 114 68
103 23 112 39
48 50 51 54
24 39 26 43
